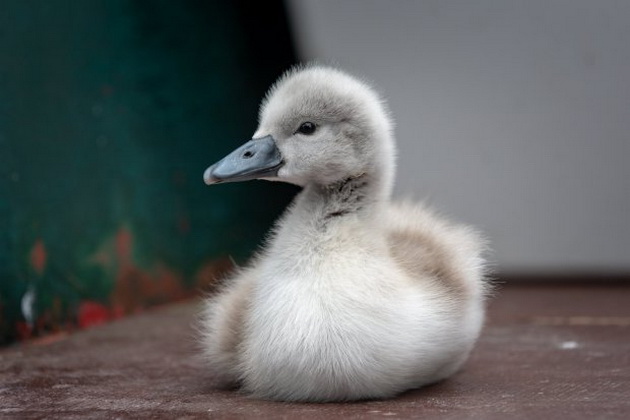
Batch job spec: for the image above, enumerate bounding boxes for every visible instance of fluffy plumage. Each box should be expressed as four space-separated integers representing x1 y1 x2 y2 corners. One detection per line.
200 65 488 402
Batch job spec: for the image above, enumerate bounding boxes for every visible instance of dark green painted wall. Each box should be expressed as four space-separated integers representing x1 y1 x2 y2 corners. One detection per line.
0 0 297 345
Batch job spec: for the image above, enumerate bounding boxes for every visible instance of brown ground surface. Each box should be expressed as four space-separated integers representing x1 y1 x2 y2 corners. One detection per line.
1 282 629 419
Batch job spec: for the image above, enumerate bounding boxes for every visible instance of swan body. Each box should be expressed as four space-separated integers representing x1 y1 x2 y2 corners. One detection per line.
201 66 487 402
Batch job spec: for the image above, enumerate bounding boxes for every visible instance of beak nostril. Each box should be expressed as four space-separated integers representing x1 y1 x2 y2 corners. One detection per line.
243 150 254 159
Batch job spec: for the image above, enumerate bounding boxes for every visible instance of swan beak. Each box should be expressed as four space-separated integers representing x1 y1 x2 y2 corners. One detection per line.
203 135 284 185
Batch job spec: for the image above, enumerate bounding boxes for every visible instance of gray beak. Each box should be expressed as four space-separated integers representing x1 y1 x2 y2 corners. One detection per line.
203 135 284 185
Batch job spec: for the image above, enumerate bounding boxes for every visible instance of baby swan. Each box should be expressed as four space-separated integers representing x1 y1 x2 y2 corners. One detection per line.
201 66 487 402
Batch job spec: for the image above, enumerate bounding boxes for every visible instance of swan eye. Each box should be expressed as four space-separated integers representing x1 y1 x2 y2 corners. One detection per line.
297 122 316 135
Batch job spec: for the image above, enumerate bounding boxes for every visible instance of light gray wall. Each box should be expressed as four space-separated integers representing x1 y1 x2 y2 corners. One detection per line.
286 0 630 273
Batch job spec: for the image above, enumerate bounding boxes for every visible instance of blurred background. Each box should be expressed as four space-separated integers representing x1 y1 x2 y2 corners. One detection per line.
286 0 630 275
1 0 628 345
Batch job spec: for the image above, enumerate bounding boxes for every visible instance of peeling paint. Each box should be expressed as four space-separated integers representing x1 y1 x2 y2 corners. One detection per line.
0 0 295 346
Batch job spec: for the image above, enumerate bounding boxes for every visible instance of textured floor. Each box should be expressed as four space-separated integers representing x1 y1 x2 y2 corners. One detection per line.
1 283 629 419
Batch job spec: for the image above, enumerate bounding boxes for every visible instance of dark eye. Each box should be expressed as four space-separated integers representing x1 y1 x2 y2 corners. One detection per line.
297 122 316 135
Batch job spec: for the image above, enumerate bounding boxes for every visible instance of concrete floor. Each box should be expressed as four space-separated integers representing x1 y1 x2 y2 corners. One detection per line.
1 283 629 419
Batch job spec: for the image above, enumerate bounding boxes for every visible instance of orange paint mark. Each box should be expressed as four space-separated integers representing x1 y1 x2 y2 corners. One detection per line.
15 224 204 344
115 227 133 263
30 239 47 275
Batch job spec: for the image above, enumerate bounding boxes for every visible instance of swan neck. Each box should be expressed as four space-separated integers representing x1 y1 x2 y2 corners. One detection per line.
299 173 387 223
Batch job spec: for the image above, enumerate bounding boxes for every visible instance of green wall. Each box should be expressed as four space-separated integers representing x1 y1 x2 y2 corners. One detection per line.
0 0 297 345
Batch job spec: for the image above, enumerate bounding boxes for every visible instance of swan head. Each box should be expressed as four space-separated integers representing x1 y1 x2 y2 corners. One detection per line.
204 65 396 194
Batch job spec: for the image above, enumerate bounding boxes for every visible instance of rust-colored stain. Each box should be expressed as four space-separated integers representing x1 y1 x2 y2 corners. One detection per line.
29 239 47 275
110 227 188 313
11 215 245 346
